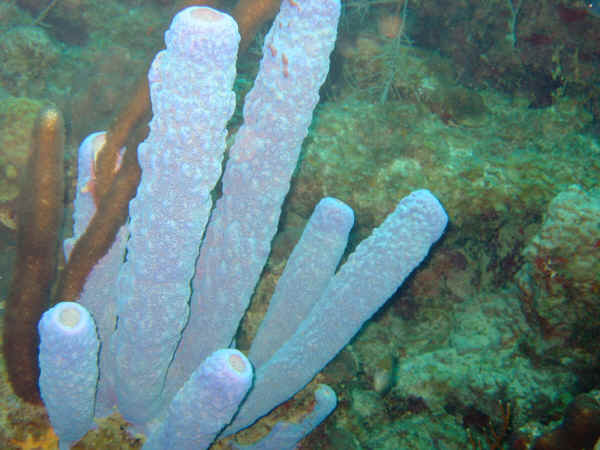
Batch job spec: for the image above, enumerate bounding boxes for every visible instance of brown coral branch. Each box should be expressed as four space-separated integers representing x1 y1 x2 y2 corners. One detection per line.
93 74 150 206
53 71 149 302
232 0 282 53
3 106 65 404
56 122 145 302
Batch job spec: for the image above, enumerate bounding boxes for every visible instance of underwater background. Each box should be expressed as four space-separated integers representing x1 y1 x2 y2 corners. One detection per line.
0 0 599 448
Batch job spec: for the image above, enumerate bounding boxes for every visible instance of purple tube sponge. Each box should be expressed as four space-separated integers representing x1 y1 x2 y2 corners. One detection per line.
233 384 337 450
111 6 239 424
249 197 354 368
226 189 448 433
168 0 342 396
38 302 99 450
143 349 253 450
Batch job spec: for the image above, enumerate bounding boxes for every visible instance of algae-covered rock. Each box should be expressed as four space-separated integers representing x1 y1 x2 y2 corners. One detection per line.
516 185 600 353
0 26 59 93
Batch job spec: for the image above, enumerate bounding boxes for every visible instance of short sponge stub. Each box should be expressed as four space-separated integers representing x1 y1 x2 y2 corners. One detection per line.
38 302 99 448
156 349 254 449
314 384 337 407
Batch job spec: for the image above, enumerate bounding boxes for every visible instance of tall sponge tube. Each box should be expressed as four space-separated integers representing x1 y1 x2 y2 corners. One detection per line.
111 6 239 424
38 302 99 450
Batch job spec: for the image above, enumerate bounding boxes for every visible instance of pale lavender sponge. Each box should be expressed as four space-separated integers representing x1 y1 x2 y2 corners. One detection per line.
249 197 354 368
63 131 127 417
35 1 451 448
143 349 253 450
226 189 448 433
62 131 104 259
38 302 99 450
233 385 337 450
169 0 342 402
111 6 239 424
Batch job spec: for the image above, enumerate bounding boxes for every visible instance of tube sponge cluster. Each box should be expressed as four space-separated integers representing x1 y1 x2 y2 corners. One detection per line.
36 1 448 449
225 189 448 434
166 0 344 397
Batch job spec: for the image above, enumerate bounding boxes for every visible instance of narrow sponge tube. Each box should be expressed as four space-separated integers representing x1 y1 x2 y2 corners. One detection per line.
38 302 99 450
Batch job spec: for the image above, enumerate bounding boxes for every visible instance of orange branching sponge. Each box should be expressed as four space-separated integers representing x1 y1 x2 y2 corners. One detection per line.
3 106 65 404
